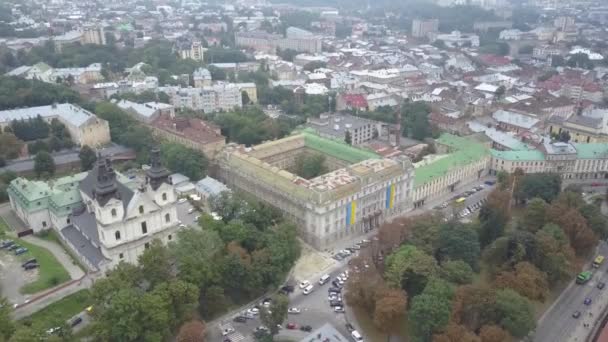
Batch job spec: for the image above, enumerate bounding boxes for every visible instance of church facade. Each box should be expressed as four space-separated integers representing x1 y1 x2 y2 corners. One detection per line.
8 148 181 271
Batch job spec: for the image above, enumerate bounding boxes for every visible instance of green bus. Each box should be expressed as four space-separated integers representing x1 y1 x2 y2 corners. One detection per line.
576 271 593 284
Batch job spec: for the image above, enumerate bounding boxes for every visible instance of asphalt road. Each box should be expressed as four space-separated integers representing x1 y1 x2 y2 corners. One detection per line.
534 241 608 342
0 144 132 173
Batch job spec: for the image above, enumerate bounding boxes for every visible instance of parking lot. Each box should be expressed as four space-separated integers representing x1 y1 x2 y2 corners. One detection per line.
432 180 495 220
0 243 35 304
212 240 368 342
175 199 200 228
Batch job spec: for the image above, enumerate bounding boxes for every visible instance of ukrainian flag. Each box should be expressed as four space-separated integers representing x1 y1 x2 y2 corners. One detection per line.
350 201 357 225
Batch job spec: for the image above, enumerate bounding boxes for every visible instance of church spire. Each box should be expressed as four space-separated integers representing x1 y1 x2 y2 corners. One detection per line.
93 154 118 206
146 147 170 190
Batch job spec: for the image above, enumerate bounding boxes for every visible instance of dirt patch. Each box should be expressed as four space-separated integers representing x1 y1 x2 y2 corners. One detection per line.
292 242 335 282
0 249 37 305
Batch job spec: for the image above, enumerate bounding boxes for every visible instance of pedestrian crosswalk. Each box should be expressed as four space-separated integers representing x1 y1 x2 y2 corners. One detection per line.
228 331 247 342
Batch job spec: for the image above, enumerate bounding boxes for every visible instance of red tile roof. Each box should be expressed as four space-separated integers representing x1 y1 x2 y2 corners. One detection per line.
150 114 225 145
342 94 368 109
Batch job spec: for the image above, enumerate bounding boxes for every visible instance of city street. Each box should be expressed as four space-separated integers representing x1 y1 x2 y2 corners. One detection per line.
534 242 608 342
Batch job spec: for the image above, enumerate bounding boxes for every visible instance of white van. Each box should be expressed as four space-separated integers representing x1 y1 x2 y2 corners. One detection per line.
319 274 330 285
351 330 363 341
303 284 314 295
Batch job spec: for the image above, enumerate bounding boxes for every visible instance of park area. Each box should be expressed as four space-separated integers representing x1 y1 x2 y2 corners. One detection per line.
19 289 92 332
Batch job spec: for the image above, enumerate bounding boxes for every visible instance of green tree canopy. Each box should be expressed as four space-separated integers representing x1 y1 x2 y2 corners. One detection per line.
34 151 55 178
438 222 481 270
78 145 97 171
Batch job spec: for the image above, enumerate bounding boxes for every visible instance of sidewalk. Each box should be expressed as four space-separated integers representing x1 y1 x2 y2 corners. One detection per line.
22 235 85 280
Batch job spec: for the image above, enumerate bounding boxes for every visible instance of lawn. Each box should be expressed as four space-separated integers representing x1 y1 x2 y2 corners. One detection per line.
21 289 92 331
36 230 85 272
17 239 71 294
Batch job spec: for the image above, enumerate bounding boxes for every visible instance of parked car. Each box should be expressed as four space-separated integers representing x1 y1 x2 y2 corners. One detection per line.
279 285 294 294
222 328 235 336
178 198 187 204
584 297 592 305
329 287 342 293
24 263 39 270
286 323 298 330
287 307 301 314
14 247 28 255
345 323 355 332
233 316 247 323
299 280 310 289
300 325 312 332
572 311 581 318
0 240 14 249
329 300 343 307
46 327 61 335
8 244 19 251
70 317 83 327
21 258 37 268
598 282 606 290
334 306 345 313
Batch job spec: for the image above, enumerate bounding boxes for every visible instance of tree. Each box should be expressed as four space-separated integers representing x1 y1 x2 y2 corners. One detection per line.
495 86 505 99
34 151 55 178
494 262 549 301
520 198 547 232
546 203 597 255
241 91 251 106
478 325 509 342
495 289 535 337
385 245 438 296
171 228 223 289
373 287 407 334
438 222 481 270
409 278 454 342
138 239 173 287
451 285 499 332
0 297 15 340
409 214 443 255
535 223 575 282
567 52 594 69
402 101 433 140
345 270 383 312
478 190 510 247
579 203 608 239
551 55 565 67
515 173 561 204
260 294 289 336
0 133 23 160
433 323 480 342
496 171 510 190
161 143 209 181
345 130 352 145
78 145 97 171
293 154 327 179
440 260 474 285
176 320 206 342
303 61 326 72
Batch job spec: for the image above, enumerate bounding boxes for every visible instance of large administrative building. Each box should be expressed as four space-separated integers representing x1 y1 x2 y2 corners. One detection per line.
218 131 414 249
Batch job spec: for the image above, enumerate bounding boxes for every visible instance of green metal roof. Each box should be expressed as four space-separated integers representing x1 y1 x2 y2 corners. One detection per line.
490 149 546 161
52 172 87 191
7 178 52 213
49 188 82 216
573 143 608 159
301 129 380 164
415 134 489 187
